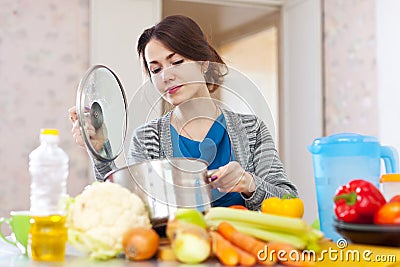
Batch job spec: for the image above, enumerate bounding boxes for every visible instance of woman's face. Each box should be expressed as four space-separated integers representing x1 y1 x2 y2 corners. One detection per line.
144 39 209 106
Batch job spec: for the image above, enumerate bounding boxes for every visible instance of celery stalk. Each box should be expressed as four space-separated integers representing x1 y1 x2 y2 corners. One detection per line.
309 229 324 242
205 208 324 252
205 207 310 235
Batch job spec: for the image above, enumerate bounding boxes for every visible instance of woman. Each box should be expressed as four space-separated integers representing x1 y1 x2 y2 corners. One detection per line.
70 15 297 210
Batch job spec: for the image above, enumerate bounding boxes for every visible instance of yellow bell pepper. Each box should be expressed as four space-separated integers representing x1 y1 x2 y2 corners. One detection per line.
261 194 304 218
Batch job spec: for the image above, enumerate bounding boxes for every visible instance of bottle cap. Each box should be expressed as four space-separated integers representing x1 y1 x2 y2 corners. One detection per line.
41 129 59 136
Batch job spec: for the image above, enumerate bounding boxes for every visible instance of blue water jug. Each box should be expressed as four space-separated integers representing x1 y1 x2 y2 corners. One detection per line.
308 133 398 241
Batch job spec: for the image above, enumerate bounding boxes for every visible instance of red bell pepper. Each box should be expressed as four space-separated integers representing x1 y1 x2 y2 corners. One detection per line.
333 179 386 224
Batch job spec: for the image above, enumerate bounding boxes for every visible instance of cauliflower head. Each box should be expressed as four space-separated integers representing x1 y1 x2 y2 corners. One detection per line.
67 182 151 260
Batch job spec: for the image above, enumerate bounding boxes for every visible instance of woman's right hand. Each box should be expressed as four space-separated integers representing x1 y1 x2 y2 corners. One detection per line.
68 106 107 152
69 106 85 148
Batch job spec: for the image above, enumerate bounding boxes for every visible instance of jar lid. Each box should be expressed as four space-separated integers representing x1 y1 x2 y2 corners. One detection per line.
380 174 400 182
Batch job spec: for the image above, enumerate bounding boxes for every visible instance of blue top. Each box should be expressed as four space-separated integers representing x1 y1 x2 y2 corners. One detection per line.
170 113 245 207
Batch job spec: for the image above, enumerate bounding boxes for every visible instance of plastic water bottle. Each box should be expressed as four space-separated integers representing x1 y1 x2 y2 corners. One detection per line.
28 128 69 261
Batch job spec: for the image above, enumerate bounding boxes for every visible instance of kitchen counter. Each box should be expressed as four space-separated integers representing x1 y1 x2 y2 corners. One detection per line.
1 238 399 267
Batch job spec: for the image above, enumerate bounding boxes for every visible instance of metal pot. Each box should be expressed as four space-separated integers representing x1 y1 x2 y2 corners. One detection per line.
104 158 214 228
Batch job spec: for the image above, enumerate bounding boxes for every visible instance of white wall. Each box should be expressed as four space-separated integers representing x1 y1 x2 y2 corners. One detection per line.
376 0 400 156
219 29 278 144
90 0 161 167
282 0 323 223
90 0 161 102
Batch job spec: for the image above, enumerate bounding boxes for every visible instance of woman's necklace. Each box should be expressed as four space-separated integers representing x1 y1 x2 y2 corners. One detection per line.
173 106 220 141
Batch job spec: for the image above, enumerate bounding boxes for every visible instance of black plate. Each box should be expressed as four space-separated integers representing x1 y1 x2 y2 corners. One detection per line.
334 219 400 247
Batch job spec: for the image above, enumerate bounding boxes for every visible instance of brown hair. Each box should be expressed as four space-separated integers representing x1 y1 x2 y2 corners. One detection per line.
137 15 227 93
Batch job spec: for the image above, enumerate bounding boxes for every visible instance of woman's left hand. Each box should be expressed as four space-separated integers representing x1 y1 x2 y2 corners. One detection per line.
211 161 256 196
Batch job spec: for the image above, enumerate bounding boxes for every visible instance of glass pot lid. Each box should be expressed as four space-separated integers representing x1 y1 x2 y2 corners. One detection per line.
76 65 127 162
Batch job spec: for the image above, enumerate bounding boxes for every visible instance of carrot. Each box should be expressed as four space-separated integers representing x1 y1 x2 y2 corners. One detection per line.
217 221 276 266
211 229 256 266
210 231 239 266
267 241 315 267
217 221 236 239
235 245 257 266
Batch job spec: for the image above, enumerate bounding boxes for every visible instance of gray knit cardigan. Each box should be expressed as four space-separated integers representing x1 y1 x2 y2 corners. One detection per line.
94 108 298 211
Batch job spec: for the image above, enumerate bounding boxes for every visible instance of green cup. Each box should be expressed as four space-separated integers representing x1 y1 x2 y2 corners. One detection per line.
0 211 31 255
